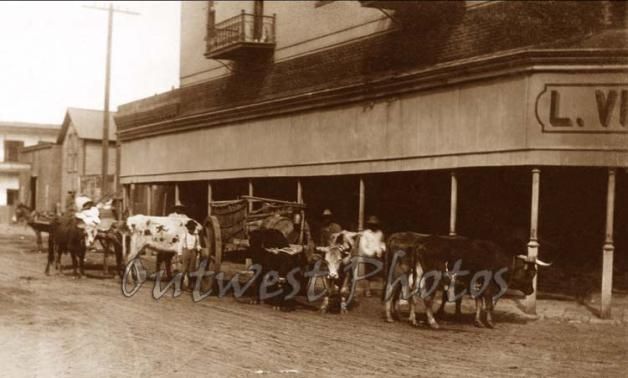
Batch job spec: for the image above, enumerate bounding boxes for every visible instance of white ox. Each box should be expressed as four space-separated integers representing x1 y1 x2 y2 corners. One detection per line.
124 215 203 261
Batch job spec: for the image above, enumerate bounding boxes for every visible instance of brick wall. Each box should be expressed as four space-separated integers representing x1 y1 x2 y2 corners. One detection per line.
117 1 626 131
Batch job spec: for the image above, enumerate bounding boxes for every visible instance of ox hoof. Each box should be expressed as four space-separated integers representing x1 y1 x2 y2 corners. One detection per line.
319 307 328 315
484 320 495 329
272 306 280 311
474 319 484 328
385 317 394 323
249 299 259 305
409 319 417 327
428 321 440 330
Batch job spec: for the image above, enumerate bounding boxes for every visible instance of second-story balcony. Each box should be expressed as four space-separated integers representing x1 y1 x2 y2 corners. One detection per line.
205 11 276 61
359 1 417 11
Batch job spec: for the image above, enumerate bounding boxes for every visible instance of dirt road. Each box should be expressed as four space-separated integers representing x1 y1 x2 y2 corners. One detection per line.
1 229 626 377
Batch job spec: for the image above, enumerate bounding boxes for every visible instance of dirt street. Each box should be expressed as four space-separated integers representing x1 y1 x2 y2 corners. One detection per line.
1 228 627 377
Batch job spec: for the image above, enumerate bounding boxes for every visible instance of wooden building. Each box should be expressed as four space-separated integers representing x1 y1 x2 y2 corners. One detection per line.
115 1 628 317
57 108 117 209
0 121 59 222
18 142 62 213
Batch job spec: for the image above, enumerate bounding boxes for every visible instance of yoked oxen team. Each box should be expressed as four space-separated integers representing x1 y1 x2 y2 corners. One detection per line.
45 200 551 330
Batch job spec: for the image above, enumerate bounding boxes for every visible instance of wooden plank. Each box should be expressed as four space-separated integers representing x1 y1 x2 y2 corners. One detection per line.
240 195 305 207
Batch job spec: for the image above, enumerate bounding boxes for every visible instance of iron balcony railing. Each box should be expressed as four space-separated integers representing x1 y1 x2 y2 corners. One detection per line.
206 11 276 58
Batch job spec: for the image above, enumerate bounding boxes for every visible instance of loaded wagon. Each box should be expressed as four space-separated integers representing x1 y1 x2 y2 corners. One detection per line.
204 195 308 274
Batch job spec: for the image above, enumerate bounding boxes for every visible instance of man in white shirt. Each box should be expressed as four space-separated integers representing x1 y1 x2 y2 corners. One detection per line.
359 215 386 297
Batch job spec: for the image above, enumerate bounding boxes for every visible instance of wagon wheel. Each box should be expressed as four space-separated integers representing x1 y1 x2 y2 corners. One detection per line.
203 215 222 292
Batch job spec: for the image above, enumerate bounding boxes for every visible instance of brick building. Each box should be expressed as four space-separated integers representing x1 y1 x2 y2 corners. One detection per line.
0 121 59 222
115 1 628 316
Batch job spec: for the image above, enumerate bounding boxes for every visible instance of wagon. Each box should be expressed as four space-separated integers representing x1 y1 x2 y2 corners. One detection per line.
204 195 308 274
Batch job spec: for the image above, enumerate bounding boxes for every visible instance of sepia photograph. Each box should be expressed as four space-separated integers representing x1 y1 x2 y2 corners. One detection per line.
0 1 627 376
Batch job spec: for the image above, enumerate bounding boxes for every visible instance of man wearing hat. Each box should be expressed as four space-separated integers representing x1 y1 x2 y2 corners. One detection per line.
359 215 386 297
168 200 187 219
319 209 342 246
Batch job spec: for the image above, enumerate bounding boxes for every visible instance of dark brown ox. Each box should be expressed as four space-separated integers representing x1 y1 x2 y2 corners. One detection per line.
46 215 97 278
384 233 550 329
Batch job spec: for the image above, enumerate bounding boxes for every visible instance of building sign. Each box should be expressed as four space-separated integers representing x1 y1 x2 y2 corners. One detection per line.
536 84 628 133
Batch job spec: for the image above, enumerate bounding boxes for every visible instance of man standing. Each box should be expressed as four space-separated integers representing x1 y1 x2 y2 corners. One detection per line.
168 201 187 218
359 215 386 297
180 220 201 291
319 209 342 246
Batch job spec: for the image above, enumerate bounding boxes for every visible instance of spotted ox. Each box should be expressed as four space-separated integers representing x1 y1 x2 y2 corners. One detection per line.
124 215 204 273
315 231 359 314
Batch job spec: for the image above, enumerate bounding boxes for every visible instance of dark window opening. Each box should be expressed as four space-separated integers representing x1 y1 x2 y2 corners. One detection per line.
4 140 24 162
7 189 19 206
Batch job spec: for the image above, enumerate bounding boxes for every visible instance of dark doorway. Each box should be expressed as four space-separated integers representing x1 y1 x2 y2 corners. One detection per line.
366 171 450 236
179 181 208 223
30 177 37 209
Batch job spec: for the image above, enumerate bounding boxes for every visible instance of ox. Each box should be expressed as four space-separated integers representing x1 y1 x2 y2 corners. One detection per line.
46 214 100 278
316 230 384 313
385 233 550 329
247 228 309 311
124 215 204 279
430 237 550 328
316 231 356 314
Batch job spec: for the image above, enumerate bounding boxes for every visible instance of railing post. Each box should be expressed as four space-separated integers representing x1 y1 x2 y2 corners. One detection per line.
601 168 616 319
240 9 245 42
272 13 276 44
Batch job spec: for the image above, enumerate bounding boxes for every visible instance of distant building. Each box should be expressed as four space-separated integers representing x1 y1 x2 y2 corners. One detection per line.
57 108 117 209
0 121 59 222
18 142 62 214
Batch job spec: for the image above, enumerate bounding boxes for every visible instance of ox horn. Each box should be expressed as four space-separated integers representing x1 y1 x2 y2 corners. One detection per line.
516 254 552 266
534 258 552 267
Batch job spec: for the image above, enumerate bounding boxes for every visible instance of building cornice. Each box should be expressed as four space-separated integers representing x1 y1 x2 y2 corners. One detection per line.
118 48 628 142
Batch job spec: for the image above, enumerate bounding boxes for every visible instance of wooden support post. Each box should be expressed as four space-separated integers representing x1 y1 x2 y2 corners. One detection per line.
358 177 365 231
601 168 616 319
207 182 212 217
174 184 180 204
357 177 366 294
449 171 458 236
129 184 135 215
146 185 153 216
296 179 303 204
122 184 129 216
248 179 254 213
525 168 541 315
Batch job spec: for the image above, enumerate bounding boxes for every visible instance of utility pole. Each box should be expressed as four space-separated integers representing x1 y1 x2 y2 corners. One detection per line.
84 2 139 199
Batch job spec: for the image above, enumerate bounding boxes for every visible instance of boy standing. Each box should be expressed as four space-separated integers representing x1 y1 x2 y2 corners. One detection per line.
180 220 201 290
